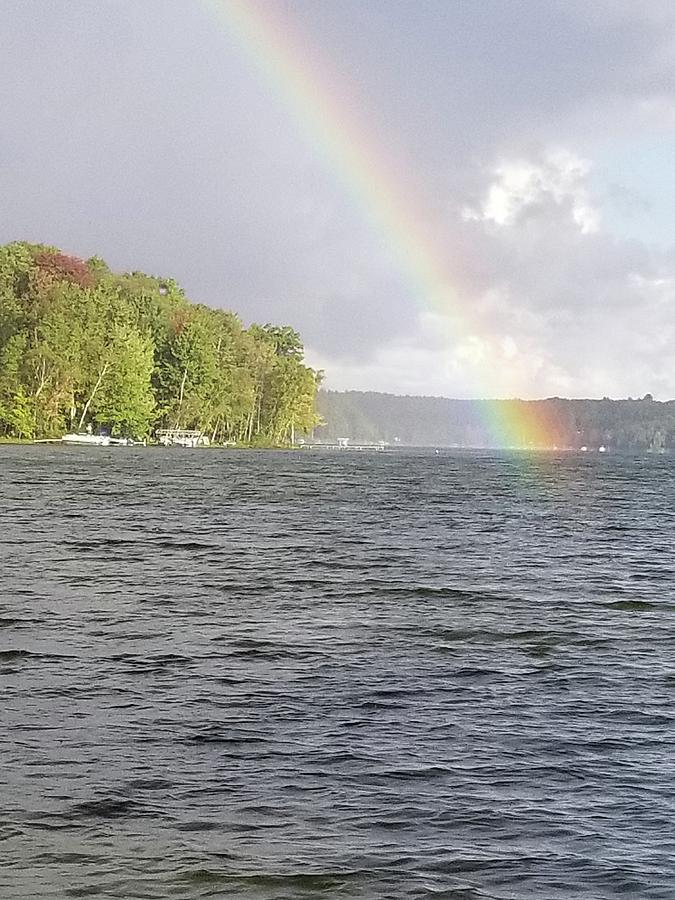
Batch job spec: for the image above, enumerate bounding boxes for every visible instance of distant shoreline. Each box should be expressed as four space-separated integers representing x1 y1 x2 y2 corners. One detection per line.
317 390 672 454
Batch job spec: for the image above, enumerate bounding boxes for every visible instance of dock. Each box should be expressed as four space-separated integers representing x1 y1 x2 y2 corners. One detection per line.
299 438 391 452
156 429 209 448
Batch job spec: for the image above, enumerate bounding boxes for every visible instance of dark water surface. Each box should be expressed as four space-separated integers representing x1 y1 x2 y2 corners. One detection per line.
2 446 675 899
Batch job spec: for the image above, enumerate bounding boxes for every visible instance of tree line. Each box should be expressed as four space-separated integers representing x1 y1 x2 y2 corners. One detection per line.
0 242 322 443
317 390 675 452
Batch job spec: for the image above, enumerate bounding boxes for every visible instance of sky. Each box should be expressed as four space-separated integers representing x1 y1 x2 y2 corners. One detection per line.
1 0 675 400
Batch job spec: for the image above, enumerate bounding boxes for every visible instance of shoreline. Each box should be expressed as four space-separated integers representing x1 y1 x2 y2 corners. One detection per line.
0 438 300 450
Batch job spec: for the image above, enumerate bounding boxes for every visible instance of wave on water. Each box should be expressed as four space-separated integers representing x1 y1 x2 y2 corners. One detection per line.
2 447 675 899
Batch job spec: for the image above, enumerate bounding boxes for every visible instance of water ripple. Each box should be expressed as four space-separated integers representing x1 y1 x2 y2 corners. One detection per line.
2 446 675 899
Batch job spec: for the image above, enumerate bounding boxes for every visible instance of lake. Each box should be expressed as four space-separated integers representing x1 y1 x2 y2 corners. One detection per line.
2 446 674 899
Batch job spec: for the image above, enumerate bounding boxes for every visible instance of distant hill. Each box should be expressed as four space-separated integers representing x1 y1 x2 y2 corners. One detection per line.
316 390 675 451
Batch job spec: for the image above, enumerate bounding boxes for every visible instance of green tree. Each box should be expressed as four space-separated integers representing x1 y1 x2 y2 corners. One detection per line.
0 241 320 445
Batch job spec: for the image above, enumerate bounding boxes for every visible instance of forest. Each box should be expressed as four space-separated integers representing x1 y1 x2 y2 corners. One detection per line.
317 391 675 452
0 242 322 443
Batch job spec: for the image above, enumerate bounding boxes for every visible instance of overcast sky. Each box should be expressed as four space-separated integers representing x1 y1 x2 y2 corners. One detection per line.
2 0 675 399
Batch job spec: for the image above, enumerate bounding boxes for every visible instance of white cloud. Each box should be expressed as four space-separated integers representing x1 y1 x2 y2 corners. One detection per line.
464 149 601 234
309 311 574 399
311 141 675 399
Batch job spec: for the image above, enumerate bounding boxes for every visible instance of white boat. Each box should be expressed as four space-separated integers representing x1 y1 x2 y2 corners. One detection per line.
61 433 110 446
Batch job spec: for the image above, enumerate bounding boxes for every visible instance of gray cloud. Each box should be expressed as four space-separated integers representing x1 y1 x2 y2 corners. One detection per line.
1 0 675 396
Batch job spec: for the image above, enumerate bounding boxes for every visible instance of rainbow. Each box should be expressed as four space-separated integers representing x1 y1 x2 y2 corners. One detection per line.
203 0 558 449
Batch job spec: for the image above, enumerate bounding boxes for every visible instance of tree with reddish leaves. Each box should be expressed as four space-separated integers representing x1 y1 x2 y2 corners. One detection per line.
168 305 192 338
32 251 94 292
